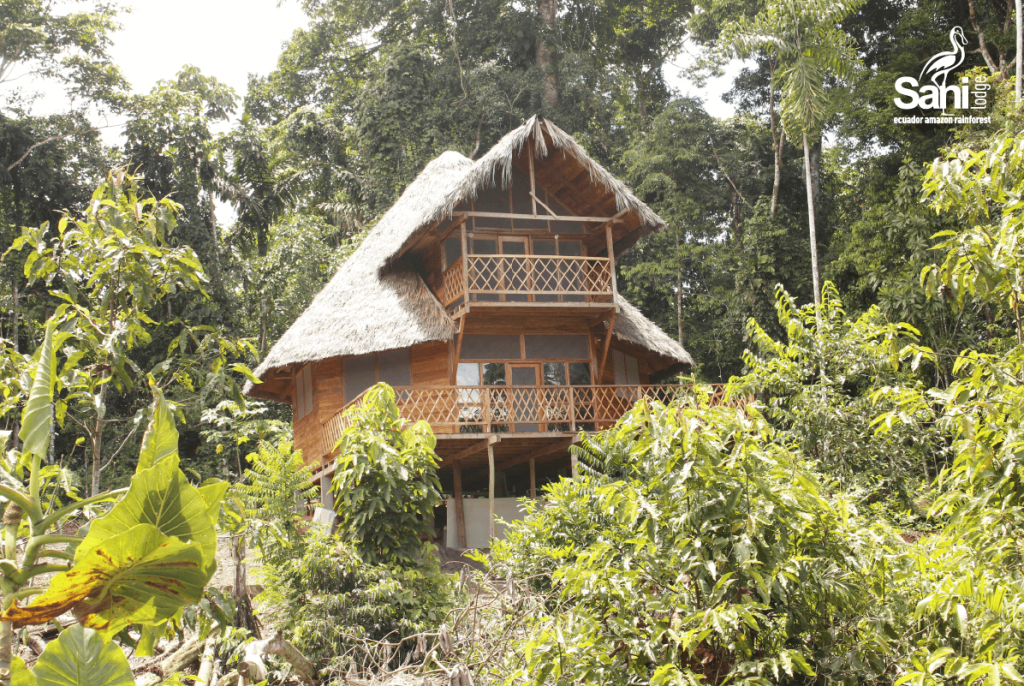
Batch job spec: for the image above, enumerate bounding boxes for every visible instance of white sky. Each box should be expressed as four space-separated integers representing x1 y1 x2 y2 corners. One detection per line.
21 0 310 143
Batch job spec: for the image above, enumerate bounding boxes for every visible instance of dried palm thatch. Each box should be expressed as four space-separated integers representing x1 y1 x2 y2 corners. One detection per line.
248 117 690 398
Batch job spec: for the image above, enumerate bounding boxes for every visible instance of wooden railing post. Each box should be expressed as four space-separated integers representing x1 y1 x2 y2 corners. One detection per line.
605 224 617 298
483 386 491 432
569 386 576 432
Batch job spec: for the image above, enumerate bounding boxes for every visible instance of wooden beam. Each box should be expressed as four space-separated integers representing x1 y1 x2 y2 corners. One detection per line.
605 222 618 297
587 308 617 328
530 458 536 499
461 211 617 223
438 434 500 469
493 436 579 472
598 313 617 383
453 461 466 548
450 324 465 384
487 442 496 543
529 139 537 216
530 191 559 218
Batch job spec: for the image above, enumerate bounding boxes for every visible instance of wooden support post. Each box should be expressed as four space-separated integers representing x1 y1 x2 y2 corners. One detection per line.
598 313 617 382
450 325 465 384
528 140 537 217
487 442 496 542
529 458 537 499
453 461 466 548
460 220 470 301
570 451 579 478
605 223 618 297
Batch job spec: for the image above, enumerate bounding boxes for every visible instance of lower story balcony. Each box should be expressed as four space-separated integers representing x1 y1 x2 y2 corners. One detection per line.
318 383 739 461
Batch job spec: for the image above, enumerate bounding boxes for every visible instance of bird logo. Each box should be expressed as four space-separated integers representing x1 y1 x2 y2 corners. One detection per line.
920 26 969 88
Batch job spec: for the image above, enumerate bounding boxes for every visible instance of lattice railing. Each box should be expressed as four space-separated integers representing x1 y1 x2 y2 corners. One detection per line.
320 384 745 458
440 258 464 306
436 255 613 307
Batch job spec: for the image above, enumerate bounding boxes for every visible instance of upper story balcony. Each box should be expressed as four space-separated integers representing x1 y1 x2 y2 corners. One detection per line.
438 254 614 314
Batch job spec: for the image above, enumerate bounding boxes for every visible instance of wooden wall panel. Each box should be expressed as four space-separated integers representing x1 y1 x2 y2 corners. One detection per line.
293 374 322 467
316 358 345 425
411 342 449 386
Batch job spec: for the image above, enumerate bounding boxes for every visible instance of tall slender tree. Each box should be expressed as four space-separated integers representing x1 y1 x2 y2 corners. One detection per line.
725 0 863 308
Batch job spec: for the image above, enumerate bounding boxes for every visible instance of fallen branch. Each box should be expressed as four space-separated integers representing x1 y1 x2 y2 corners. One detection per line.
238 629 316 686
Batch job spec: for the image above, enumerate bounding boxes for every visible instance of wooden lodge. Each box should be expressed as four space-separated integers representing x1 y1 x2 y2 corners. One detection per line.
245 116 698 548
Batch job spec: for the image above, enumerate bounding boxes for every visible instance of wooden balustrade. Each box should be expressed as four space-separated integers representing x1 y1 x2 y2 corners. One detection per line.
320 384 742 459
439 255 612 307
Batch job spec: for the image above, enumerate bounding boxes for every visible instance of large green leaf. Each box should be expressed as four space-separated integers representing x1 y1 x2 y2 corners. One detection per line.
136 384 178 472
11 625 134 686
3 524 209 635
198 479 230 521
19 319 56 459
75 455 217 567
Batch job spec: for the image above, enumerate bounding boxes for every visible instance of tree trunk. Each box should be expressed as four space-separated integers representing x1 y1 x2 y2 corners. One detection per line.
536 0 558 110
768 60 784 219
675 228 683 346
803 132 822 310
771 130 785 219
1017 0 1022 102
809 139 821 225
90 384 107 497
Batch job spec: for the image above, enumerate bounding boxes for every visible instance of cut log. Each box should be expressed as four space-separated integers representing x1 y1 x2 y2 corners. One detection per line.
159 635 203 677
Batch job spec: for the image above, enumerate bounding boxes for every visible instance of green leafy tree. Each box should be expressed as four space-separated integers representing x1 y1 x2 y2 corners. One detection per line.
493 397 886 685
238 439 317 565
9 169 256 495
0 321 228 686
330 383 442 567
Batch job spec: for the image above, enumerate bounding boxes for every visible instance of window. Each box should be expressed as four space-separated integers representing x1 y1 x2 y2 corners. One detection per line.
295 364 313 420
343 349 412 403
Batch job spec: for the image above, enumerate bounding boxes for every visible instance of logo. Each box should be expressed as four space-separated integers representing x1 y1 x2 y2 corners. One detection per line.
892 26 991 124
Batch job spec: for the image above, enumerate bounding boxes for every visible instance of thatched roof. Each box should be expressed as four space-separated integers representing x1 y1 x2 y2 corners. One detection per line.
248 117 691 399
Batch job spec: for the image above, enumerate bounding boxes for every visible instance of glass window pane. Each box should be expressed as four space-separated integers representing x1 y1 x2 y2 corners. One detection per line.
457 363 480 386
461 334 521 359
532 239 556 255
501 240 527 255
482 362 507 385
344 355 376 403
543 362 566 385
568 362 591 386
559 240 583 256
378 349 411 387
471 238 497 255
525 334 589 360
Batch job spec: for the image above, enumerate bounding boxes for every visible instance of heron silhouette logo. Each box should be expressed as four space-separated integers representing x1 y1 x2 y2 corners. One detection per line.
893 26 990 113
